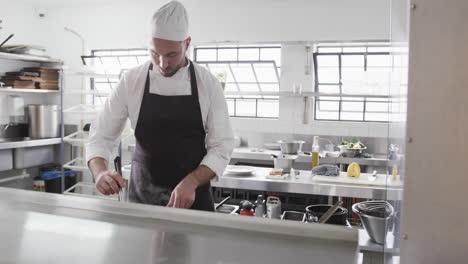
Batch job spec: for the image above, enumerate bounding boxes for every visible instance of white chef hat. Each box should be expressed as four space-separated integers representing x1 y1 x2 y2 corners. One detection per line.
150 1 189 41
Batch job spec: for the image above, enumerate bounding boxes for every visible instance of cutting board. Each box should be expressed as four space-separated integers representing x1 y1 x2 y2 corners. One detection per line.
312 172 403 187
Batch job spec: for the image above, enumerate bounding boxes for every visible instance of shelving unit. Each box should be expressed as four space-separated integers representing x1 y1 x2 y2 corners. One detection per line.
0 87 60 94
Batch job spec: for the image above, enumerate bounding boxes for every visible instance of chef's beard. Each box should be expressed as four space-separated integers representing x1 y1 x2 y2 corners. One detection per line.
159 58 187 77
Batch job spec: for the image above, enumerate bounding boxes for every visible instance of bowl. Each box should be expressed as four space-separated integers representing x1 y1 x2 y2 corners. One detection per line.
352 202 394 244
338 145 367 157
277 140 305 154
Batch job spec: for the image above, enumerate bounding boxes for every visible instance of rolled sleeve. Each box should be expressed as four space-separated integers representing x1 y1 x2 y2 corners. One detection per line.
85 74 129 164
199 79 235 178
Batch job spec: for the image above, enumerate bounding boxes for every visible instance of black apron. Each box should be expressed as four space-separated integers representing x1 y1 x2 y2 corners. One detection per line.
129 61 214 212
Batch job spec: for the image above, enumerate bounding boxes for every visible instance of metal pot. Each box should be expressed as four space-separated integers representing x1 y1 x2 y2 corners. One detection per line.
27 104 60 139
277 140 305 154
305 204 348 225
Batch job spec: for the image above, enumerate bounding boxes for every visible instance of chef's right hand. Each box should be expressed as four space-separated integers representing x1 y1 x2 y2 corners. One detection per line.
95 171 125 195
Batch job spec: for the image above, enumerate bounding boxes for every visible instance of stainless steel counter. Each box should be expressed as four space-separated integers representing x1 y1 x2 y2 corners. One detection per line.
213 167 403 200
231 147 396 167
0 187 358 264
0 137 62 150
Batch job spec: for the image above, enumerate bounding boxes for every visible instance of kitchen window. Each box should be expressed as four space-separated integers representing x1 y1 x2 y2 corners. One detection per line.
314 43 391 122
193 45 281 118
82 49 149 106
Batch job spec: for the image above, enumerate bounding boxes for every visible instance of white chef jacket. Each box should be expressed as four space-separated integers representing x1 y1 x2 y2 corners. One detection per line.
85 60 235 177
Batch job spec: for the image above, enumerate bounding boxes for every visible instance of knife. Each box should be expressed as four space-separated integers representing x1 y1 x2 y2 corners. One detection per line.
368 170 377 182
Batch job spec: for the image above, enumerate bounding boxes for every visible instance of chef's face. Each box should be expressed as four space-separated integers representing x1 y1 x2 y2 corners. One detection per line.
149 37 191 77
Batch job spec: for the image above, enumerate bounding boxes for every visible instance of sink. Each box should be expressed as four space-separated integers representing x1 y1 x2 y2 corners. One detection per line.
215 204 239 214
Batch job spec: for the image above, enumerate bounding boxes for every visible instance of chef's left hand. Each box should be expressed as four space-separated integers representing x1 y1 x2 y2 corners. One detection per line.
167 176 198 209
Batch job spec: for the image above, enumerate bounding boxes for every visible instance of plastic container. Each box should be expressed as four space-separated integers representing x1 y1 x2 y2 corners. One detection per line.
40 170 80 194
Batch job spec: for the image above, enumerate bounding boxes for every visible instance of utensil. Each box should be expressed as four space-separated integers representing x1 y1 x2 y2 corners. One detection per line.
305 204 348 225
0 34 14 48
27 104 60 138
368 170 377 182
114 156 128 202
215 196 231 210
318 201 343 224
277 140 305 154
352 201 394 244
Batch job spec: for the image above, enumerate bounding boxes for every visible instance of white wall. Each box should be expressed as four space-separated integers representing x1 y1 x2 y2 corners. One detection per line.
401 0 468 263
2 0 391 140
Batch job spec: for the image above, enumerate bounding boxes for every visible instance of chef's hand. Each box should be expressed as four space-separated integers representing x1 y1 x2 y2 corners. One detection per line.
95 170 125 195
167 176 197 209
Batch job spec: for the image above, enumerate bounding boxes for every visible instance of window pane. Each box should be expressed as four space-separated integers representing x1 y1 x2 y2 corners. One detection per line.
196 49 217 61
253 63 278 82
367 47 390 52
318 85 340 93
260 83 279 92
257 100 279 118
315 109 339 120
238 83 260 92
94 82 113 94
342 47 366 52
226 99 235 115
366 102 389 112
236 100 256 116
218 48 238 61
367 54 392 67
317 68 339 83
260 48 281 66
341 68 365 87
365 112 389 122
231 64 256 82
118 56 138 69
342 101 364 112
137 56 149 64
317 55 338 67
239 48 259 60
318 100 339 111
317 47 342 53
342 55 364 67
341 111 363 121
224 83 238 92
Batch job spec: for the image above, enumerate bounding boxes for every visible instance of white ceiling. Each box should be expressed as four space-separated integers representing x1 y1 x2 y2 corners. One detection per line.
16 0 143 8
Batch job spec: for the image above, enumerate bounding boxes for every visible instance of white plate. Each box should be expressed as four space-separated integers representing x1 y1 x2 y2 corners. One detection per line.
264 143 281 150
224 165 255 176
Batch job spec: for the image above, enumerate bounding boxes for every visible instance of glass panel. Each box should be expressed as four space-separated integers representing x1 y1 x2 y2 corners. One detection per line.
366 102 389 112
318 100 339 111
317 47 342 53
317 55 339 67
317 68 339 83
341 112 363 121
231 64 256 82
253 63 278 82
257 100 279 118
315 109 339 120
260 83 279 92
226 99 235 115
342 101 364 111
196 49 217 61
342 47 366 52
342 55 365 67
239 48 259 61
341 68 365 88
367 54 392 67
235 99 256 117
218 48 238 61
260 48 281 66
318 85 340 93
238 83 260 92
365 112 389 122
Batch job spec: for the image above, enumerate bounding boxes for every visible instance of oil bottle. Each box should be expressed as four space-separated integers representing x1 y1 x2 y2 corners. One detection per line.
311 136 320 168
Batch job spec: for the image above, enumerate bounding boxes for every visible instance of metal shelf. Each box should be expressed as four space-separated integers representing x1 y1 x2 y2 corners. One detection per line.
0 87 60 94
0 52 63 64
0 137 62 150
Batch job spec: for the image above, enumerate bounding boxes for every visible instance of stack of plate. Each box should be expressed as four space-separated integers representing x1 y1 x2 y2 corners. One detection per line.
224 165 255 176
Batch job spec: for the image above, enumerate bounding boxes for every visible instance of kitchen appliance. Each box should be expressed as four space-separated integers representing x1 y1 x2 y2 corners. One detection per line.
305 204 348 225
266 196 281 219
27 104 60 138
8 95 26 123
272 155 297 173
254 195 265 217
239 200 255 216
352 201 394 244
277 140 305 154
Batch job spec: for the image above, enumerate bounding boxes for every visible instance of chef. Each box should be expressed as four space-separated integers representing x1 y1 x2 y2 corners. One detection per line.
86 1 234 211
